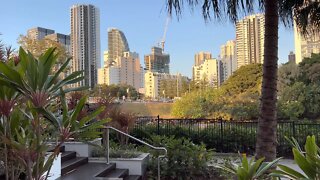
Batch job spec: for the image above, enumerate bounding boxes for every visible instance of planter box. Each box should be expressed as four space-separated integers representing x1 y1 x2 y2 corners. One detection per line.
89 153 149 176
64 138 101 157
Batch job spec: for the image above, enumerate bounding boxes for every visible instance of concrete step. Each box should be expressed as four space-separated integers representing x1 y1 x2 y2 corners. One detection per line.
61 151 77 163
124 175 142 180
48 145 65 152
94 163 116 178
61 163 115 180
96 169 128 180
61 157 88 175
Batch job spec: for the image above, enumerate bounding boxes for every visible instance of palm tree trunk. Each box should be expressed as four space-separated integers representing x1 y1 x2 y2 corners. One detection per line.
255 0 279 161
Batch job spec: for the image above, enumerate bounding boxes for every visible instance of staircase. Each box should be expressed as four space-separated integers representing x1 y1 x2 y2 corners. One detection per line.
59 147 142 180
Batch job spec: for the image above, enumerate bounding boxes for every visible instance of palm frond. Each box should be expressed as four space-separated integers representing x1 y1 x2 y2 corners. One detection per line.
166 0 263 23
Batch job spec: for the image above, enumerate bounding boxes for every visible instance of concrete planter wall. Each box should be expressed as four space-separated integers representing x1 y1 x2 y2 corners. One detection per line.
89 153 149 176
64 138 101 157
46 153 61 180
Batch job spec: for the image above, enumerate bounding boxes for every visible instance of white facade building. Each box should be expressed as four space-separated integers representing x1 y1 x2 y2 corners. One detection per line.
193 58 220 88
294 22 320 64
144 72 188 99
220 40 237 83
98 52 142 91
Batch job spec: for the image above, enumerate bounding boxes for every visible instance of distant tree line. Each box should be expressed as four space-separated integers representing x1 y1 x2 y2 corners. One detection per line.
93 84 139 100
172 54 320 121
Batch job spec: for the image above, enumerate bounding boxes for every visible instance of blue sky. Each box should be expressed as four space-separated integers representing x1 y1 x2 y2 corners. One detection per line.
0 0 294 77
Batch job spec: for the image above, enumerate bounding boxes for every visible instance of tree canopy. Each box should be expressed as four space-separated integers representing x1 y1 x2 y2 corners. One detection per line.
172 64 262 119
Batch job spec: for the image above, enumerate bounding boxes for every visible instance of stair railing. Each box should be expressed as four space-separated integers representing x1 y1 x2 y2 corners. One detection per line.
103 126 167 180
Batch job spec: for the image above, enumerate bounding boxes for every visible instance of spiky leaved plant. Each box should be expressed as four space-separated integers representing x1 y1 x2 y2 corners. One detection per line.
0 47 108 179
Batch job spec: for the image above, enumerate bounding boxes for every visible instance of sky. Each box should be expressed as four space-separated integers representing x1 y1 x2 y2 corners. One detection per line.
0 0 295 78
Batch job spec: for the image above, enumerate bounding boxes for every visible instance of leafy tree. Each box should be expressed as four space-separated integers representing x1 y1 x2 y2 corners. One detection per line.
93 84 139 100
0 36 15 62
172 64 262 120
18 35 69 60
278 62 299 95
222 64 262 96
18 35 70 74
171 91 209 118
278 54 320 119
166 0 320 161
298 53 320 85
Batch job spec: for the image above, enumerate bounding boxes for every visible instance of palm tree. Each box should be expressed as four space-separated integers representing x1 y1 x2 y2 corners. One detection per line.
166 0 320 161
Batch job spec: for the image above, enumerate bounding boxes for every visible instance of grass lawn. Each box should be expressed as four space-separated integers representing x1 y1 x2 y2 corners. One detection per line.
118 102 173 118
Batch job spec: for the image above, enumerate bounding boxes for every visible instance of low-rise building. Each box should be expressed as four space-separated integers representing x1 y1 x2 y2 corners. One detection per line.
98 51 141 91
144 71 189 99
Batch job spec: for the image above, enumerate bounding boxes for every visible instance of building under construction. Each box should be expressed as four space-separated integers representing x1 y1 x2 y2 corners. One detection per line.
144 46 170 74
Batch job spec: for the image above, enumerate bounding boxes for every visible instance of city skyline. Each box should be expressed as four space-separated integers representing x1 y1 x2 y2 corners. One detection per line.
0 0 295 78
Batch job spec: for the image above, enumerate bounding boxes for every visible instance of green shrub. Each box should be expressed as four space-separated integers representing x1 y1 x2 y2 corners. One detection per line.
92 141 141 158
140 136 215 179
133 121 320 157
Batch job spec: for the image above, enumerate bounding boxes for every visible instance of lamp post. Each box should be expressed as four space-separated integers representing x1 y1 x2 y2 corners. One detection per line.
162 90 165 101
126 88 130 101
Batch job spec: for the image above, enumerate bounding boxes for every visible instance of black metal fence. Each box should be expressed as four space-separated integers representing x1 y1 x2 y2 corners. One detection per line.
132 116 320 156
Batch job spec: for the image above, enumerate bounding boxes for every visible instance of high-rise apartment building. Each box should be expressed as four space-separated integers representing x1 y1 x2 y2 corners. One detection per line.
45 33 71 53
98 66 120 85
70 4 100 88
194 52 212 66
27 27 55 40
103 51 109 67
193 58 221 88
294 22 320 64
25 27 71 79
220 40 237 83
144 47 170 74
288 51 296 64
26 27 70 52
236 14 265 68
98 28 142 90
117 52 142 90
108 28 129 65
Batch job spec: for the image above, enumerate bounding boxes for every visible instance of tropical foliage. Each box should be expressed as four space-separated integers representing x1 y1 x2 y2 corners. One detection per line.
0 47 108 179
216 154 281 180
271 135 320 180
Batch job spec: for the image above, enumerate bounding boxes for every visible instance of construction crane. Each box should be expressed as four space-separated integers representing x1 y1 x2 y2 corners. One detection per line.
160 16 171 53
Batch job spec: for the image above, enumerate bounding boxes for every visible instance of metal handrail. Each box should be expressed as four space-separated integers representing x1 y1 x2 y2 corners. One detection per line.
103 126 167 180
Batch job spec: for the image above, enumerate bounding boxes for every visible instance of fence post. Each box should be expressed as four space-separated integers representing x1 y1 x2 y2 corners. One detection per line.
220 119 224 152
157 115 160 135
292 121 296 138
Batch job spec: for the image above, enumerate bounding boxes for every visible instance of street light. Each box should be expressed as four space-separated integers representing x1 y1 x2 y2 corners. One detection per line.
126 88 130 101
162 90 165 101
